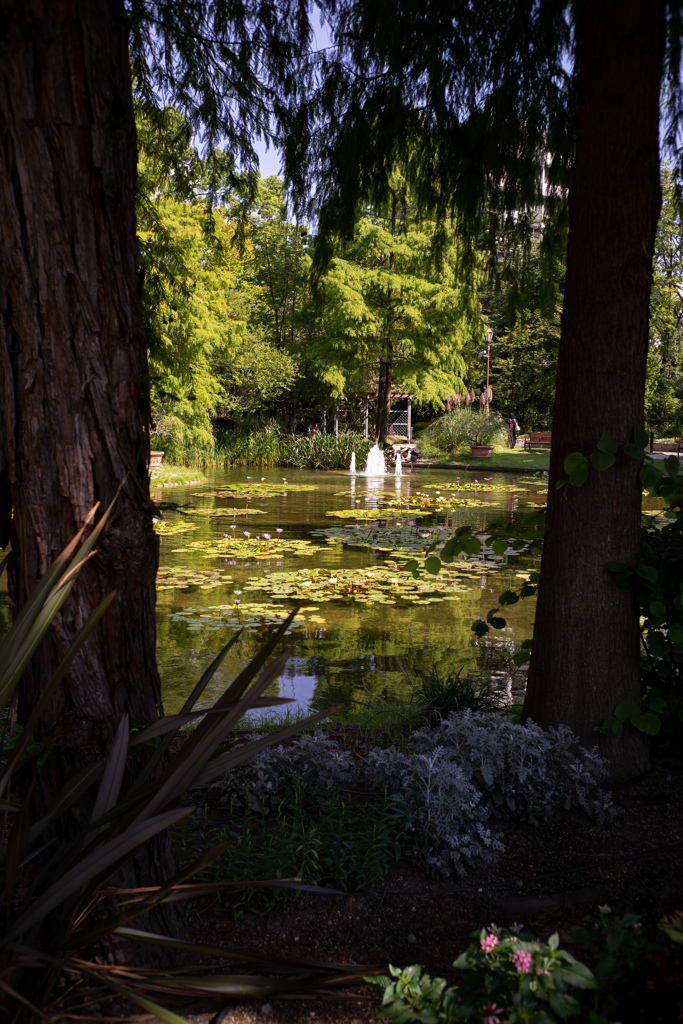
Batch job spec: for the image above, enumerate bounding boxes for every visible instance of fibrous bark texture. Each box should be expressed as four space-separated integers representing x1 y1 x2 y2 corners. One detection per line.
0 0 162 805
523 0 665 780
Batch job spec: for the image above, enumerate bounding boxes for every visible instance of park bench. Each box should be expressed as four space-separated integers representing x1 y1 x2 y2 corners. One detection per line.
524 432 552 450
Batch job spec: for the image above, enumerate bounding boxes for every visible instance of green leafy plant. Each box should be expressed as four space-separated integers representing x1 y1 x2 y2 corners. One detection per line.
601 451 683 739
572 906 653 978
557 426 649 492
392 646 512 725
421 408 507 453
0 500 371 1022
178 778 407 911
660 910 683 945
370 925 598 1023
598 695 666 737
410 668 512 724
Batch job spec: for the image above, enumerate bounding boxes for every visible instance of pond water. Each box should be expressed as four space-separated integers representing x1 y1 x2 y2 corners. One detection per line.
153 466 545 717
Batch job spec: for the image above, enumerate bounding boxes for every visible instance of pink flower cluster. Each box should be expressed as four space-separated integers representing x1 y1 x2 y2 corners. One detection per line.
480 934 499 954
512 949 533 973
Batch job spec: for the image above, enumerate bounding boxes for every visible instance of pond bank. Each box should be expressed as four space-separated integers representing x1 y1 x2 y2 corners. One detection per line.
415 461 548 473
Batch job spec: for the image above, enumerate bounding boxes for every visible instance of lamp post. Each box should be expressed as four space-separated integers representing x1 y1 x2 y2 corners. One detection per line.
484 326 493 416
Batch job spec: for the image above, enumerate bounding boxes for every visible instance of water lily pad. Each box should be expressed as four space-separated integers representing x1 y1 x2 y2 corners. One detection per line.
193 482 318 499
156 567 232 591
168 601 314 635
333 489 483 510
326 508 430 520
171 536 319 559
239 564 491 605
311 522 464 556
153 519 199 536
387 492 486 510
180 507 267 517
423 481 527 493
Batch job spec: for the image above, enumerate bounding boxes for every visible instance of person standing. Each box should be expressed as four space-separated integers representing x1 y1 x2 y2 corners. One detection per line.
507 411 520 448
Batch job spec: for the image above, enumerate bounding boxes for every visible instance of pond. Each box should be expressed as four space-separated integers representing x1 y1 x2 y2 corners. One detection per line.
153 466 545 717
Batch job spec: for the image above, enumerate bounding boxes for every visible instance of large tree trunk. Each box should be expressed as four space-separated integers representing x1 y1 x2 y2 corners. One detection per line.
377 355 393 445
522 0 665 780
376 359 387 437
0 0 179 944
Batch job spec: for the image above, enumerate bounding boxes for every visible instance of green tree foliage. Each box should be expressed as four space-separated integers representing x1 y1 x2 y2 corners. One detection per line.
647 166 683 433
128 0 310 187
285 1 577 286
143 201 248 445
314 178 479 438
135 106 299 442
217 334 300 413
144 201 300 441
247 177 312 348
487 308 561 430
468 237 564 428
284 0 683 780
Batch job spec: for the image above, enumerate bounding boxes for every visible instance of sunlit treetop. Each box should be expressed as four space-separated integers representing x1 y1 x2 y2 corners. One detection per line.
279 0 683 287
126 0 312 207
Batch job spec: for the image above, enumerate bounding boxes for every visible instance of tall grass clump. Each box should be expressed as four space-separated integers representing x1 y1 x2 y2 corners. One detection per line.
214 424 283 467
152 434 217 466
280 433 372 470
153 426 372 470
421 408 507 453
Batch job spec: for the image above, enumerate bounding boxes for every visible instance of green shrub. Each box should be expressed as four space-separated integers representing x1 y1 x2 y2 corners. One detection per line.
371 925 598 1023
422 409 507 452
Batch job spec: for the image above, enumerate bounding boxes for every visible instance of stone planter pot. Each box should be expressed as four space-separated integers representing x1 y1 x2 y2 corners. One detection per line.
470 445 494 459
149 450 164 468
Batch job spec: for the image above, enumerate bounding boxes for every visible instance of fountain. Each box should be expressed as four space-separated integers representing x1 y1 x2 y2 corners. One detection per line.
349 452 356 475
394 450 402 476
363 443 387 476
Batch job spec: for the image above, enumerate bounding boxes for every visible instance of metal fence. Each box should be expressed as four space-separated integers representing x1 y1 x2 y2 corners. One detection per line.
388 407 412 440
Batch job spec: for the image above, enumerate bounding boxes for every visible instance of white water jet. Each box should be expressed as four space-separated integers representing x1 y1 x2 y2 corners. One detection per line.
363 443 387 476
394 451 403 476
349 451 356 474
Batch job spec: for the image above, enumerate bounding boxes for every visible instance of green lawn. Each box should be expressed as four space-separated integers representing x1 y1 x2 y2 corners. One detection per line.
480 447 550 470
420 446 550 472
149 464 208 487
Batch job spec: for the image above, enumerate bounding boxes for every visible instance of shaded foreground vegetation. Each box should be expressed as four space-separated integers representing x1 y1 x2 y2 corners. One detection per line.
3 464 683 1021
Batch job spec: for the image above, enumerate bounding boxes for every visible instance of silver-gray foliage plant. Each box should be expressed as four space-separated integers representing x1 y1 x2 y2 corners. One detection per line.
214 713 612 874
367 711 613 875
214 730 353 812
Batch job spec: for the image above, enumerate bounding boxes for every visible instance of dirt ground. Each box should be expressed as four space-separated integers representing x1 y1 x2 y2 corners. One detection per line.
164 756 683 1024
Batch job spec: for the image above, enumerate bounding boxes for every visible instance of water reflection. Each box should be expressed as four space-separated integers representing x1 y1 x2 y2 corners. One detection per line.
153 467 545 717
